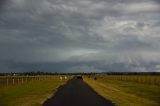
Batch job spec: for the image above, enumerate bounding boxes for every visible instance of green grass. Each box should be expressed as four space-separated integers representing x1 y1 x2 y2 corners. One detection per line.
0 77 66 106
84 76 160 106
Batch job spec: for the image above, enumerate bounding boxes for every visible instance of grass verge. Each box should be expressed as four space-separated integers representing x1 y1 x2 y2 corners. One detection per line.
0 76 66 106
84 77 160 106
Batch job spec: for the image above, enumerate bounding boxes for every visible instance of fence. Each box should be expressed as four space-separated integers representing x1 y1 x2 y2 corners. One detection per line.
0 76 54 86
97 75 160 85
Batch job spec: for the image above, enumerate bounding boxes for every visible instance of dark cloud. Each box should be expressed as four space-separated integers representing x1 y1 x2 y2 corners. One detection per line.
0 0 160 72
153 0 160 3
0 0 6 7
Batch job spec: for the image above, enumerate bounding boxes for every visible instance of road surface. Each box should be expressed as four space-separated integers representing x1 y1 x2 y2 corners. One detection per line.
43 77 114 106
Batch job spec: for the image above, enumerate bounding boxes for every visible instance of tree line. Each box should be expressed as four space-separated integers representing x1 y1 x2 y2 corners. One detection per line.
0 71 160 76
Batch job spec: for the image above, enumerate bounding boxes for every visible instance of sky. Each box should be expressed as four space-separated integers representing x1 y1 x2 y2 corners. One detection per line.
0 0 160 73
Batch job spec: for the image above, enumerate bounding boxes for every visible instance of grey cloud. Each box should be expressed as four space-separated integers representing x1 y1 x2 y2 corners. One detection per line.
0 0 7 11
0 0 160 72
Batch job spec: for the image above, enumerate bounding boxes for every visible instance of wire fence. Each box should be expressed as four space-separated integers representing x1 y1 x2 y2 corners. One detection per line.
97 75 160 85
0 76 55 86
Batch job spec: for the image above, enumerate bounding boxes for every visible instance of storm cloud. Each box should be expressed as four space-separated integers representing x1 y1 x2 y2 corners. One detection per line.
0 0 160 72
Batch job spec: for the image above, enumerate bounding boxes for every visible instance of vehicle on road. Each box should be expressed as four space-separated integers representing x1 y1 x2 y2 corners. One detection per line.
76 75 83 80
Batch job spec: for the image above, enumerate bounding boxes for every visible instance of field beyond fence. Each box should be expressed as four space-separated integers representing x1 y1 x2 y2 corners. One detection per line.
93 75 160 85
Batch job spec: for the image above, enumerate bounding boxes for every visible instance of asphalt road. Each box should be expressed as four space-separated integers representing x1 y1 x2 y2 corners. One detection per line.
43 77 115 106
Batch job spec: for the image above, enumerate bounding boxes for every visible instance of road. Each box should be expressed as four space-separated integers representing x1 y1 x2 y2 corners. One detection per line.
43 77 115 106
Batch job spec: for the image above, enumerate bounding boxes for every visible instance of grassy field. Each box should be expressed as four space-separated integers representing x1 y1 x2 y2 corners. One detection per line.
99 75 160 85
0 76 67 106
84 75 160 106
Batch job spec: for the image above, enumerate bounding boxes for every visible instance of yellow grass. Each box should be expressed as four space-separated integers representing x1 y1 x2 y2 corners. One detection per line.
0 76 69 106
84 77 160 106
